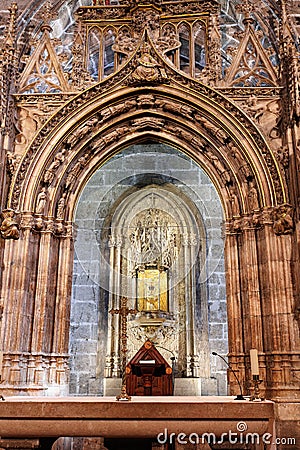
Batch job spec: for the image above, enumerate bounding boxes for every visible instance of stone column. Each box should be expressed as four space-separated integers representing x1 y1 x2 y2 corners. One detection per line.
258 219 300 398
31 219 59 354
52 224 74 355
239 222 263 351
0 213 36 353
183 233 193 376
224 226 245 395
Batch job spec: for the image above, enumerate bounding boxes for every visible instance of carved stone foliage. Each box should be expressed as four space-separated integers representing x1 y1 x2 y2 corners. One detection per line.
129 208 179 269
162 1 219 15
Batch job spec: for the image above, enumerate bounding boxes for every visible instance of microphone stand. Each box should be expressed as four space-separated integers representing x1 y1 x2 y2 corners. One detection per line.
212 352 246 400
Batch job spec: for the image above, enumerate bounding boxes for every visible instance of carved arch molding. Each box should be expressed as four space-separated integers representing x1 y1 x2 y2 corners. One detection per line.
8 79 289 228
1 52 299 400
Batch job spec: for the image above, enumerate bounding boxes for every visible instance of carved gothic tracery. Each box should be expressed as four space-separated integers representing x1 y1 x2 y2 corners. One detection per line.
129 208 179 269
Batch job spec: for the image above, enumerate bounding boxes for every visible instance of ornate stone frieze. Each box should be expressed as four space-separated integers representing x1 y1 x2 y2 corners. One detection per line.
162 1 218 15
131 117 165 130
1 352 69 391
225 204 294 235
75 6 130 22
217 87 283 97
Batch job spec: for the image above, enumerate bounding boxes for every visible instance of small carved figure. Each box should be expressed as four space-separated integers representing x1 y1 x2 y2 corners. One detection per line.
0 209 19 240
247 180 259 211
275 146 289 169
43 149 66 184
6 152 20 177
229 186 240 217
15 107 39 149
112 30 136 56
66 117 98 146
57 192 67 219
206 150 225 174
245 95 265 120
36 187 47 214
65 153 89 190
101 100 136 121
195 115 227 142
273 205 294 235
155 99 194 119
132 43 166 82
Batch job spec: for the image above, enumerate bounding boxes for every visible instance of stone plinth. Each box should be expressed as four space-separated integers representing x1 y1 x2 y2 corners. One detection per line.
0 396 275 441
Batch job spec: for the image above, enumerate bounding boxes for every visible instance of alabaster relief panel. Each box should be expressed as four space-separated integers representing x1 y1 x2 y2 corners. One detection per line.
70 143 228 396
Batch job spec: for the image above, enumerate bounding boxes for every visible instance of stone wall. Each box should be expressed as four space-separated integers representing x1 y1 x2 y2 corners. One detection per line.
70 143 228 396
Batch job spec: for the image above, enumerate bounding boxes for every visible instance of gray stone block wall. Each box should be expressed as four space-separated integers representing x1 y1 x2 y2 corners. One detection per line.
70 143 228 396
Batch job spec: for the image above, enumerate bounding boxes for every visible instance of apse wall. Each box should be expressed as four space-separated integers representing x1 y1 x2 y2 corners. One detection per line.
69 143 228 396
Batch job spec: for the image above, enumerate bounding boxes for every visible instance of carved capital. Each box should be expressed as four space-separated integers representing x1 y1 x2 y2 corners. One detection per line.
0 209 20 240
272 204 294 235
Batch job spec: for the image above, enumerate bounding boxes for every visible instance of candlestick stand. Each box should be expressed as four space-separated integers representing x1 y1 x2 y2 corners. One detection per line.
250 375 264 401
109 297 137 401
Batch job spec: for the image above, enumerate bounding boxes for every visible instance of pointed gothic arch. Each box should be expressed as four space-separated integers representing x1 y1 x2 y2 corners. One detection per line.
0 10 298 405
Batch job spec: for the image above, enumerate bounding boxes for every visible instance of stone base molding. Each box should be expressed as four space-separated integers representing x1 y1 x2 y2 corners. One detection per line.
0 353 69 396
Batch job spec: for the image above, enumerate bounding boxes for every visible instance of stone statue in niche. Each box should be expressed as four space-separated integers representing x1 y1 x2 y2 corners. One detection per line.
229 186 240 217
57 192 67 220
0 209 19 240
36 187 48 214
155 25 181 55
247 180 259 211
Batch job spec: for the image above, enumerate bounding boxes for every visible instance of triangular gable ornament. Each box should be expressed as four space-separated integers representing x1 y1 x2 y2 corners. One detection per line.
224 17 278 87
18 4 69 94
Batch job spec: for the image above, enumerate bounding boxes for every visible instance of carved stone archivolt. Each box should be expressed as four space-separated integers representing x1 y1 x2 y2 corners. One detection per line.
8 84 285 221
